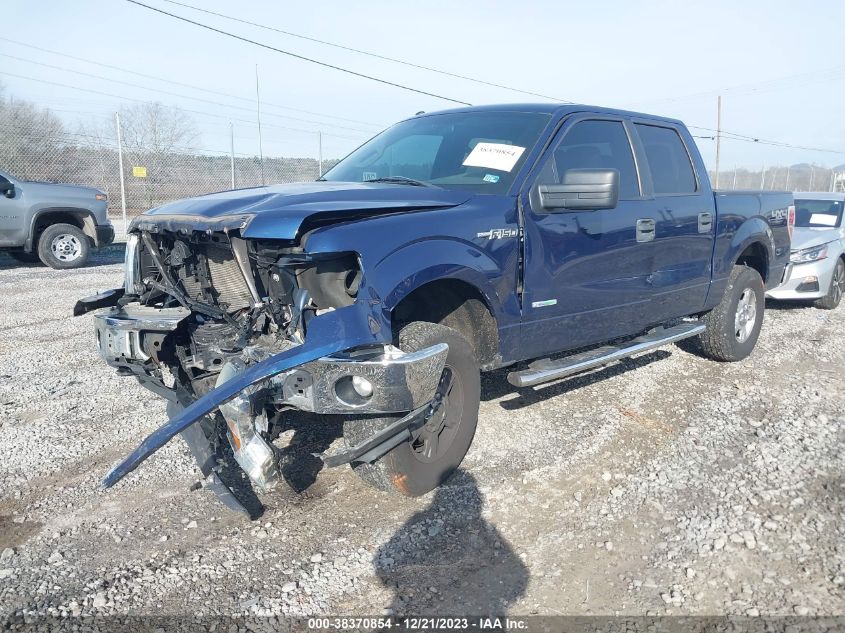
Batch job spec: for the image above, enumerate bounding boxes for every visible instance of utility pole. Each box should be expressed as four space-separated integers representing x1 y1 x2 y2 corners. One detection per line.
255 64 265 186
760 164 766 190
732 166 737 189
714 95 722 188
318 131 323 177
810 165 815 191
114 112 127 236
229 122 236 190
785 166 791 191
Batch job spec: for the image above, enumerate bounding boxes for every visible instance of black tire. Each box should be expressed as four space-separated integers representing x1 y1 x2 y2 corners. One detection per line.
37 223 90 269
813 257 845 310
8 251 41 264
696 265 765 362
343 322 480 497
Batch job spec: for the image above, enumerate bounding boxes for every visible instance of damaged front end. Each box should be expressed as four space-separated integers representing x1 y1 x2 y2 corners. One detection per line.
76 223 447 511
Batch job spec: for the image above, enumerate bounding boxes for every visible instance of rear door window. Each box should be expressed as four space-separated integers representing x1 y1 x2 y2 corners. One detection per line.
635 124 698 194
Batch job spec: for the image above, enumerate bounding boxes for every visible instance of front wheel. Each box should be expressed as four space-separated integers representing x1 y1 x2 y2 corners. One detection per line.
813 257 845 310
342 322 480 497
37 223 90 269
696 265 765 362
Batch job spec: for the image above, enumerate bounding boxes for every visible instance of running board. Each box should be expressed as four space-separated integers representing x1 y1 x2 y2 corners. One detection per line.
507 322 705 388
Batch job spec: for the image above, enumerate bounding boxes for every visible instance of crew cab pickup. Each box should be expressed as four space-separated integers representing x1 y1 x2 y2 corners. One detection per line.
0 168 114 268
76 104 793 514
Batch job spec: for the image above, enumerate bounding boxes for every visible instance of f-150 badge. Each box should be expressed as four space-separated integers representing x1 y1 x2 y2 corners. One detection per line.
477 228 518 240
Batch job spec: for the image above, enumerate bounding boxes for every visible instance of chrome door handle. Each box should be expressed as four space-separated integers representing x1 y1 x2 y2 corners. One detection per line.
698 212 713 233
636 219 656 243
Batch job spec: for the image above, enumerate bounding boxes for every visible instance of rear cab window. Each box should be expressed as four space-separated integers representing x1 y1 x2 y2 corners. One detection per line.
635 124 698 195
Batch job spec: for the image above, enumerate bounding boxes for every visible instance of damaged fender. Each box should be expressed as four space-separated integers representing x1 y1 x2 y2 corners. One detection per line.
101 301 391 489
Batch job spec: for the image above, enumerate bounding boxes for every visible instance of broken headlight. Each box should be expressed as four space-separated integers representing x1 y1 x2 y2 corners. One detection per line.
124 233 143 294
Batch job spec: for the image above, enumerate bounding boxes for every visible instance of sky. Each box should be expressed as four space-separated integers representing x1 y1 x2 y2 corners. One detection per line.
3 0 845 169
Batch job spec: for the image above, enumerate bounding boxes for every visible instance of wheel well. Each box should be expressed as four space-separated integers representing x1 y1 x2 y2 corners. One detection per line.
31 209 95 249
391 278 499 369
736 242 769 283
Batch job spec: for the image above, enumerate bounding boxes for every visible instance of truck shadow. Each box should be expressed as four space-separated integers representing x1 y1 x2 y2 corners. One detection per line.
764 298 814 311
0 246 125 270
482 350 671 410
374 470 528 615
263 352 673 501
273 411 344 494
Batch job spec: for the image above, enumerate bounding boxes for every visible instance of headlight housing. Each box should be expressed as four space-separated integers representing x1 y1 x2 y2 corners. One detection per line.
790 243 829 264
124 233 143 294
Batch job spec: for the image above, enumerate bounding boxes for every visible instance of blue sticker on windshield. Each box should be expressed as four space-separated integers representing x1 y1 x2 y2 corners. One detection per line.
483 174 500 183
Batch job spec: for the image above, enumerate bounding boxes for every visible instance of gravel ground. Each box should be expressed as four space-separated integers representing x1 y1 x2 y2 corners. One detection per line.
0 251 843 621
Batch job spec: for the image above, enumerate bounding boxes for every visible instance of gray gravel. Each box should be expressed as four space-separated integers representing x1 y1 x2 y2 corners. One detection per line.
0 251 843 619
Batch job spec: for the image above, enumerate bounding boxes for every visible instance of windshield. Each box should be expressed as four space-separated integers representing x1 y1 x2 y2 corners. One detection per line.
322 111 552 194
794 199 844 228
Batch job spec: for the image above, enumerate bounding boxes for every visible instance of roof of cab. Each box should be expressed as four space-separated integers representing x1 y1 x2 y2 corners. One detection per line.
793 192 845 201
412 102 685 126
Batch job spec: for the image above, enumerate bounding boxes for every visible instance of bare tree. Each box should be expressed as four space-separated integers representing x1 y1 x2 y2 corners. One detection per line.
117 102 199 207
0 82 70 181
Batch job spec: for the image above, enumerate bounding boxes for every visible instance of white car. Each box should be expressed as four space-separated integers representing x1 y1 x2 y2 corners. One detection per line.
767 192 845 309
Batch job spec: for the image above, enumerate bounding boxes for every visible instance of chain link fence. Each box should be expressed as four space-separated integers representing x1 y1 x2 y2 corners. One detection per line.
4 119 843 241
0 122 341 237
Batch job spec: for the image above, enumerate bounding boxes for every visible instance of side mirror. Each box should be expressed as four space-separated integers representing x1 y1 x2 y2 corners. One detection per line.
538 168 619 211
0 182 15 199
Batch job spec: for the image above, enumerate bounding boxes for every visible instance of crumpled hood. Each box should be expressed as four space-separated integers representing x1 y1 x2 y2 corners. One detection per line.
133 181 472 240
791 227 842 251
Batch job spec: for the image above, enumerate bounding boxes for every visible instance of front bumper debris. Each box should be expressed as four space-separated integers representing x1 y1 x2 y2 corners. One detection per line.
95 306 190 361
92 304 447 415
91 301 448 495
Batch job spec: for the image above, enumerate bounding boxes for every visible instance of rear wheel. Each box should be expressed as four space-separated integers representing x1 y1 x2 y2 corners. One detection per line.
37 223 89 269
696 265 765 362
342 322 480 497
813 258 845 310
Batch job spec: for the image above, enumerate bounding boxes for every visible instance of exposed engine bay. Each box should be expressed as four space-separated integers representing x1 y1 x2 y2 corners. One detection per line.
122 229 363 396
79 226 448 513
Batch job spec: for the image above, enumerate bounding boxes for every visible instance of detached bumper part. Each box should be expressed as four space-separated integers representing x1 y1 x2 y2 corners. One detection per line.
215 344 448 490
94 306 190 362
216 360 280 491
280 344 449 414
73 288 125 317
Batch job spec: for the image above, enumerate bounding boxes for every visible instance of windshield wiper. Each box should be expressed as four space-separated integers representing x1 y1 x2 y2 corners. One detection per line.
366 176 432 187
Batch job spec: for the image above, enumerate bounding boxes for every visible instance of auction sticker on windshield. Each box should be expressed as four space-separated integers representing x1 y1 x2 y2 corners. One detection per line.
463 142 526 172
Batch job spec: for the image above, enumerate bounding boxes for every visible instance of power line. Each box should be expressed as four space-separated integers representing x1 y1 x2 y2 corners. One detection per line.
0 36 384 129
638 64 845 107
688 125 845 155
159 0 575 104
122 0 474 106
0 71 370 142
0 52 376 134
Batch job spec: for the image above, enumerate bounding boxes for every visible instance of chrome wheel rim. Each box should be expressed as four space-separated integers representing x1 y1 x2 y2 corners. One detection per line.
734 287 757 343
832 260 844 305
51 233 82 262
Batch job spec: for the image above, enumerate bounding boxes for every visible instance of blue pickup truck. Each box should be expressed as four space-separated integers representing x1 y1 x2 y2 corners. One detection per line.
76 104 793 513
